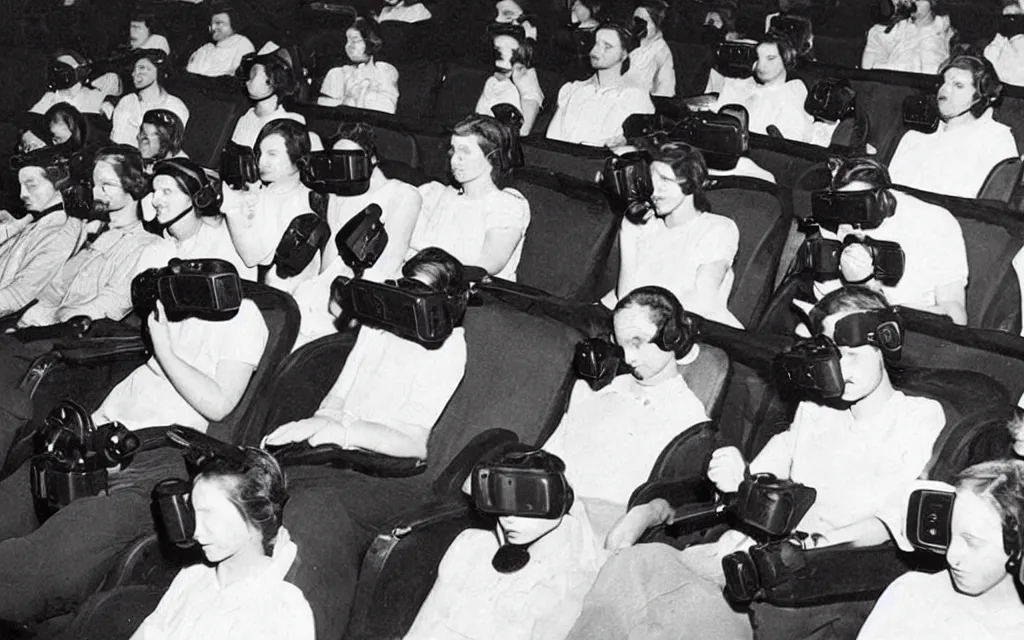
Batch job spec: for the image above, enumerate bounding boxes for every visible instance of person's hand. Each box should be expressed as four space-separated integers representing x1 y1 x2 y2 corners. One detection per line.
262 416 338 447
605 502 662 551
707 446 746 494
147 300 174 357
839 241 875 284
0 210 28 227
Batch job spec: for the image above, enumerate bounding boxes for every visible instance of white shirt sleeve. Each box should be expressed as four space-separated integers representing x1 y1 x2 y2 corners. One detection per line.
861 24 890 70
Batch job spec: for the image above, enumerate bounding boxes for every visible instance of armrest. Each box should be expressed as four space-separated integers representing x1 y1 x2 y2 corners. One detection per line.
628 476 716 511
430 428 522 496
101 533 202 591
268 442 427 478
347 496 487 640
53 336 148 366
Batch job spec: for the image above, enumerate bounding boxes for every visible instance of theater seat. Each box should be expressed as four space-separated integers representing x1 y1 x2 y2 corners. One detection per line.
394 59 445 123
295 103 423 168
977 157 1023 204
520 137 613 183
511 167 618 301
166 75 251 169
432 61 490 127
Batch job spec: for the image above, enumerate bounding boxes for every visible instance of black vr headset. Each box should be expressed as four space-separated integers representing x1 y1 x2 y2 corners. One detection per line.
715 40 758 78
301 149 373 196
805 78 857 124
774 308 904 398
802 235 906 287
31 400 140 514
274 213 331 279
48 59 92 91
999 14 1024 39
336 202 388 276
220 141 259 190
332 276 470 347
574 337 627 391
809 185 895 232
471 449 574 519
601 150 654 223
131 258 244 322
623 106 750 171
902 93 941 134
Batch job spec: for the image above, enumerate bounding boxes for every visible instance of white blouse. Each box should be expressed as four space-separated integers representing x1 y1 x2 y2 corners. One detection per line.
318 61 400 114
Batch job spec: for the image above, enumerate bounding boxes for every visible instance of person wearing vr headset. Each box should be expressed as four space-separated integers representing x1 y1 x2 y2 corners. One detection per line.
29 50 106 116
186 1 256 78
624 0 676 98
494 0 539 41
92 6 172 98
317 17 400 115
222 118 321 294
810 155 969 325
18 145 176 328
130 448 314 639
985 1 1024 87
44 103 91 150
862 0 953 74
711 30 815 142
291 123 422 348
546 21 656 147
263 247 466 459
138 108 187 165
0 147 85 317
409 114 530 281
476 23 544 136
858 459 1024 639
545 286 711 539
14 112 51 155
887 54 1018 199
377 0 433 24
603 143 742 328
109 49 191 148
143 158 255 279
568 287 947 640
405 448 605 640
232 45 307 149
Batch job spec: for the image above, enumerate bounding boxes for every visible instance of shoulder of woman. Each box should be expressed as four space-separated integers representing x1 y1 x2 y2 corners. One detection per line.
375 61 400 77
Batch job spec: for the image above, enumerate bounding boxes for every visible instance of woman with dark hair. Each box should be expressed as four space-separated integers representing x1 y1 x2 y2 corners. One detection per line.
887 53 1018 198
291 122 422 348
476 24 544 135
318 17 400 114
408 114 530 280
44 102 88 149
15 113 50 154
93 6 172 97
138 109 187 164
186 1 256 78
110 49 190 147
862 0 953 73
129 449 315 640
605 143 741 327
494 0 538 40
232 46 307 148
571 0 603 31
626 0 676 97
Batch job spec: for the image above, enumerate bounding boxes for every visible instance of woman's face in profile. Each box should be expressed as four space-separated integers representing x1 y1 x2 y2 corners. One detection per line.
449 133 492 186
191 477 260 564
946 489 1012 596
345 28 370 63
650 160 685 215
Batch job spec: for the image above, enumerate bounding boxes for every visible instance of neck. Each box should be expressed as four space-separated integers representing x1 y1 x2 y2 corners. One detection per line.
595 65 624 85
253 93 280 117
942 109 979 131
662 197 700 229
267 173 301 192
168 211 201 241
849 373 896 422
758 74 786 88
59 83 82 95
459 173 499 199
215 542 272 589
367 167 388 193
137 82 163 102
975 573 1024 617
579 19 599 29
913 11 935 26
633 360 679 388
643 30 660 45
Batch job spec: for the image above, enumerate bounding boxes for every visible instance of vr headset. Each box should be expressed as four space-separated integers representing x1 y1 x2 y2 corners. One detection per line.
999 14 1024 39
574 337 625 391
802 235 906 287
902 93 941 134
220 142 259 190
31 400 140 513
809 186 894 232
10 149 95 220
491 102 526 168
715 41 758 78
805 78 857 124
334 276 469 347
48 60 92 91
301 149 372 196
677 106 749 170
773 334 845 399
132 258 243 322
275 213 331 279
336 203 388 275
471 450 574 518
601 151 654 223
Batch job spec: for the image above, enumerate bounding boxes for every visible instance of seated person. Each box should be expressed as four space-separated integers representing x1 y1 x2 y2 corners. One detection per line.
110 49 191 147
14 112 51 155
702 4 739 45
377 0 432 23
858 459 1024 639
222 119 320 295
232 46 307 148
711 31 813 141
546 21 655 147
186 1 256 78
985 1 1024 87
563 0 605 71
0 242 268 625
571 0 603 33
568 286 947 640
625 0 676 98
92 6 172 97
291 123 421 348
494 0 538 40
19 145 176 327
888 54 1018 199
405 448 605 640
409 114 530 281
262 247 468 460
811 156 968 326
862 0 953 74
146 158 255 279
0 147 85 316
30 50 106 115
130 449 314 640
476 24 543 136
138 108 188 168
602 143 741 328
44 102 89 149
317 17 399 114
546 286 710 538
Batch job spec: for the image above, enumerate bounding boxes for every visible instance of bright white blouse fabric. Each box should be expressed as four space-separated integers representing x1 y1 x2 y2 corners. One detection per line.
475 70 544 117
409 182 530 281
230 106 306 148
30 84 107 115
186 34 255 78
110 91 191 147
861 15 953 75
887 111 1019 198
378 2 432 22
986 34 1024 87
624 33 676 97
546 76 655 147
714 77 813 142
318 61 400 114
0 211 83 315
165 216 257 281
